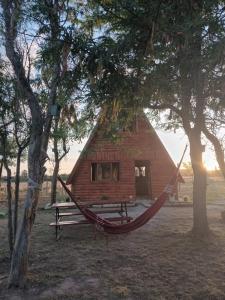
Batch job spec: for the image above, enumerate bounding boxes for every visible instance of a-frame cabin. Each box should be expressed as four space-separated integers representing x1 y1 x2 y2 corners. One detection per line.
66 112 184 203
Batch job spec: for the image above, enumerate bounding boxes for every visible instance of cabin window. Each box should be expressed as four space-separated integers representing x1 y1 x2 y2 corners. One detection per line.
91 162 119 182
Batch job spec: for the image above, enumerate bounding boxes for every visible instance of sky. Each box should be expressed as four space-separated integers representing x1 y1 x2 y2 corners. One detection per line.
48 127 218 176
1 116 219 177
2 124 219 177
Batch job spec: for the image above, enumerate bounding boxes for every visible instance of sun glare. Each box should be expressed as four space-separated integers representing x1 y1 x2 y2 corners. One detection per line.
203 152 218 171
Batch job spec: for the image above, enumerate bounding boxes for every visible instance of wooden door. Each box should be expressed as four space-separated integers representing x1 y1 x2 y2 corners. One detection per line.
135 161 152 198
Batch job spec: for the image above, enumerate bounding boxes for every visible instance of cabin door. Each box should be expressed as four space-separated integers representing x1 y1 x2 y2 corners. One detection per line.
135 161 152 198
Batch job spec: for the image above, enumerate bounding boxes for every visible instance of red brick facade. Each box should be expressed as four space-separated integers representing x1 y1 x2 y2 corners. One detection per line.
67 114 183 203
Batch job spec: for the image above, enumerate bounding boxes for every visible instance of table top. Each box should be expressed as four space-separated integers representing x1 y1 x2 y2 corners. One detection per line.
52 199 131 208
52 202 76 208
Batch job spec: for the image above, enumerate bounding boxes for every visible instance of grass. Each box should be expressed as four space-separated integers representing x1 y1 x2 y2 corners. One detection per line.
179 176 225 203
1 176 225 206
1 202 225 299
0 177 225 299
0 180 68 204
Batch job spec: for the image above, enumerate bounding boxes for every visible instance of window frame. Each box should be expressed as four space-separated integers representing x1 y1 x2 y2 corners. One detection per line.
91 161 120 183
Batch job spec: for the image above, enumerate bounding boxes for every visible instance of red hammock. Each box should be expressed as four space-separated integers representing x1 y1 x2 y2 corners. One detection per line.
58 146 187 234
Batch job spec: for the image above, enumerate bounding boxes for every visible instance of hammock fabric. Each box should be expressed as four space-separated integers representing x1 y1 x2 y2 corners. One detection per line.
58 146 187 234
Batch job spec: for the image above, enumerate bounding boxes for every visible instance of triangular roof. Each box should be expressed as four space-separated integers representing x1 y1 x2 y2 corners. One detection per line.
66 112 184 184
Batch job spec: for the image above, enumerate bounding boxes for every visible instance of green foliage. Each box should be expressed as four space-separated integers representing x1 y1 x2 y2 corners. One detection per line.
0 55 30 167
28 1 95 152
0 61 18 164
83 0 225 133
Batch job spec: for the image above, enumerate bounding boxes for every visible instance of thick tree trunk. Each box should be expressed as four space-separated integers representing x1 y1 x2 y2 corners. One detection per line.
8 189 41 287
8 133 44 288
13 149 22 242
1 0 61 288
189 130 209 237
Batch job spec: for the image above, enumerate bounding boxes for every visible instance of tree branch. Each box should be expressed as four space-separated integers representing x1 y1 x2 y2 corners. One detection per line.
203 125 225 178
1 0 43 130
148 103 183 117
59 137 69 161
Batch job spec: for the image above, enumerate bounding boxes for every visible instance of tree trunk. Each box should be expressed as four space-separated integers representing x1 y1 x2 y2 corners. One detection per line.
189 130 209 237
51 128 60 205
50 135 69 204
8 189 41 287
51 118 60 204
0 130 14 257
1 0 61 288
13 149 22 242
51 159 59 204
0 159 3 185
8 133 44 288
3 157 13 257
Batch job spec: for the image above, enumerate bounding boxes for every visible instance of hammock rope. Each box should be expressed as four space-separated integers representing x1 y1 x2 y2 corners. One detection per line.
58 145 187 234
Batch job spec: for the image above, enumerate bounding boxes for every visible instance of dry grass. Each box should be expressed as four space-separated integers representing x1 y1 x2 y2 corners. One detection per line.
1 202 225 299
1 177 225 299
179 176 225 203
1 176 225 206
0 181 68 204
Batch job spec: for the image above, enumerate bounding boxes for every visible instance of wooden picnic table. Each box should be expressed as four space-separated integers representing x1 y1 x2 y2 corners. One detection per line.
50 200 132 240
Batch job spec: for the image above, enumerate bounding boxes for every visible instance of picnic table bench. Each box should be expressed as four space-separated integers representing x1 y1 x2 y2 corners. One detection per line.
49 200 132 240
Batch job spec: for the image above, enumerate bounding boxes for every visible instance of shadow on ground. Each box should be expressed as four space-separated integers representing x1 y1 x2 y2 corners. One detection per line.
1 204 225 299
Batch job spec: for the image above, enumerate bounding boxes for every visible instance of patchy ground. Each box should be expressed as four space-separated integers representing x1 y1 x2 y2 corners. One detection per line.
1 203 225 300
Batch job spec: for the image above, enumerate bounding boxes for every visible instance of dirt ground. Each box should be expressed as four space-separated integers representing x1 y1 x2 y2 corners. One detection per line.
1 202 225 300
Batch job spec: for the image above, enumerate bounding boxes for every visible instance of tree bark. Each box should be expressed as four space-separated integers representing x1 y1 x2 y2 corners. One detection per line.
1 143 14 257
50 116 69 204
0 128 14 257
50 135 69 204
8 134 44 288
0 159 3 184
13 149 22 242
51 158 59 204
0 0 62 288
2 1 46 283
5 163 13 257
51 119 60 204
50 136 69 204
189 129 209 237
